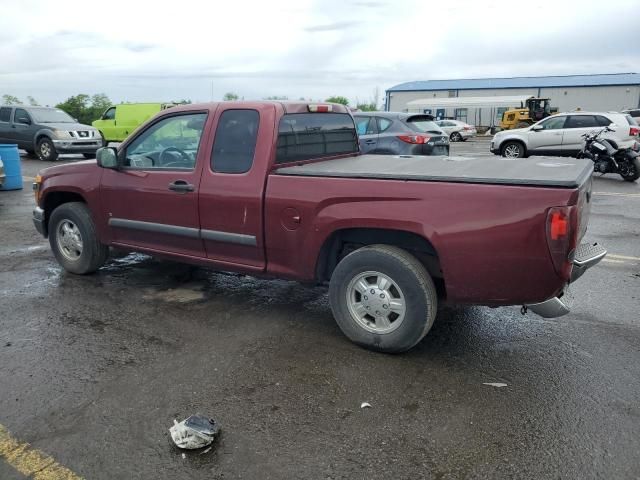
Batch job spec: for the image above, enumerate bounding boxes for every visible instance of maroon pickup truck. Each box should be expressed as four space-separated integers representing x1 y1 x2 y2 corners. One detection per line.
32 101 606 352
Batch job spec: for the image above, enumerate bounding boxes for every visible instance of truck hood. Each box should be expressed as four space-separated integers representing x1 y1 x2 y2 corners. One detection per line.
40 159 98 178
496 126 530 136
40 122 97 132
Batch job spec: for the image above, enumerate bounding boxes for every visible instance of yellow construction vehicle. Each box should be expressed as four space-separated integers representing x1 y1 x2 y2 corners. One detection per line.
499 97 557 130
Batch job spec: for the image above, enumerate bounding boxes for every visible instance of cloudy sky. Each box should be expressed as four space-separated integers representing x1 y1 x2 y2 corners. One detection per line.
1 0 638 106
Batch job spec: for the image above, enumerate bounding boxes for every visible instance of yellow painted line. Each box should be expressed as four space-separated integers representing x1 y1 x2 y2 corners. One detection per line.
593 191 640 198
606 253 640 261
0 424 82 480
602 258 626 264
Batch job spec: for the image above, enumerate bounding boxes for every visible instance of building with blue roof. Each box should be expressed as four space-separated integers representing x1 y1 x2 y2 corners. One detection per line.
385 73 640 128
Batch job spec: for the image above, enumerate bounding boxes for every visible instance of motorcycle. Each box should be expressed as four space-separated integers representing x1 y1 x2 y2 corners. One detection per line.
577 125 640 182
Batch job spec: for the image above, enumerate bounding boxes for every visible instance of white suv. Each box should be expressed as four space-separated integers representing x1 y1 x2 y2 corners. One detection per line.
491 111 639 158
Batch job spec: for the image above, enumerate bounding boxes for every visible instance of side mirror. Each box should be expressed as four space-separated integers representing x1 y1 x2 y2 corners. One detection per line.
531 124 543 131
96 147 119 169
17 117 31 125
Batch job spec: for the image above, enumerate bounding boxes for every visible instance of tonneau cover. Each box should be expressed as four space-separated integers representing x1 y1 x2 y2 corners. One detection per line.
275 154 593 188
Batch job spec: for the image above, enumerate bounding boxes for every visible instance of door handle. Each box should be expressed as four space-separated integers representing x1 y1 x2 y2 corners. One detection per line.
364 139 376 144
168 180 194 193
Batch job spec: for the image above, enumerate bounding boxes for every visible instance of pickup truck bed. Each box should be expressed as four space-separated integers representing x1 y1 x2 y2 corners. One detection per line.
276 154 593 188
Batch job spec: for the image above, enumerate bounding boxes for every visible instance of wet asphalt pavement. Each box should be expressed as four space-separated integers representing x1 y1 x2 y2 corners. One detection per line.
1 139 639 479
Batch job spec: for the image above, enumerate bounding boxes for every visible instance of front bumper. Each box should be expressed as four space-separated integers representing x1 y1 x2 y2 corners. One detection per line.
53 139 101 154
33 206 47 237
525 242 606 318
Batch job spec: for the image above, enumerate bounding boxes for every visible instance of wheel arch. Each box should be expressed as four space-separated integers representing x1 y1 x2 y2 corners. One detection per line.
501 138 527 156
41 191 87 237
315 227 446 298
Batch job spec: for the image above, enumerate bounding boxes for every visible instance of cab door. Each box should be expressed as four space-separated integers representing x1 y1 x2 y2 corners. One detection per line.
12 108 37 149
100 110 211 257
198 104 275 269
94 107 118 141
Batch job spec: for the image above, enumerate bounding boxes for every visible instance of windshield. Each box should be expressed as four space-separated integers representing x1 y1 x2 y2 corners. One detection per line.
30 108 75 123
407 119 443 134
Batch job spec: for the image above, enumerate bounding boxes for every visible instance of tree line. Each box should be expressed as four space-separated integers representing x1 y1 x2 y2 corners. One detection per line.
223 87 381 111
2 87 382 126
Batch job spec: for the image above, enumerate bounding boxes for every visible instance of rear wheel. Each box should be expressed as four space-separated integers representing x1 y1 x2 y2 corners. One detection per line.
49 202 109 274
37 137 58 161
502 141 525 158
329 245 438 353
619 158 640 182
450 131 462 142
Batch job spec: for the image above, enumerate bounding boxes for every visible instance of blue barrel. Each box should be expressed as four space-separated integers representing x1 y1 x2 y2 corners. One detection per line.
0 144 23 191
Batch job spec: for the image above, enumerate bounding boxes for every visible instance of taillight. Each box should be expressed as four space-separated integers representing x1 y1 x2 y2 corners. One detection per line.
546 206 579 280
463 126 472 130
629 126 639 137
397 134 430 144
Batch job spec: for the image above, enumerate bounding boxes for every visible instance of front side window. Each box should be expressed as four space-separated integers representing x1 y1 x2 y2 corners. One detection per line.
565 115 598 129
276 113 358 164
124 113 207 169
0 107 11 123
103 107 116 120
211 109 259 174
14 108 31 124
538 116 566 130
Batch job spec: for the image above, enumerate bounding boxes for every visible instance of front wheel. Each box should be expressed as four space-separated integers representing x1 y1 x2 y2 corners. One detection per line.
37 137 58 161
502 141 525 158
329 245 438 353
49 202 109 274
619 158 640 182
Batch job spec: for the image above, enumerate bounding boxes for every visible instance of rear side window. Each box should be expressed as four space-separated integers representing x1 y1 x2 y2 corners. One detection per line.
0 107 11 122
211 109 259 174
376 117 393 132
276 113 357 164
595 115 612 127
565 115 598 129
354 116 377 135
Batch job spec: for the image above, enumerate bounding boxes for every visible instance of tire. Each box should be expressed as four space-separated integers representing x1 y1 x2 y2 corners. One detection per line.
501 141 525 158
37 137 58 162
450 131 462 142
83 153 95 159
48 202 109 274
620 158 640 182
329 245 438 353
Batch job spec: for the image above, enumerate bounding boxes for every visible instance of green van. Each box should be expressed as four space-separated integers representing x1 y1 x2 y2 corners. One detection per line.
93 103 175 143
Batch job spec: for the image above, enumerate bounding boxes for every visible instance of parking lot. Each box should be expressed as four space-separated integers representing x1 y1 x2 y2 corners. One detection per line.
1 138 639 479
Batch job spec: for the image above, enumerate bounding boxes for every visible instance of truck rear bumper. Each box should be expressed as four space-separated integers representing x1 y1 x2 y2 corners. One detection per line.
526 243 606 318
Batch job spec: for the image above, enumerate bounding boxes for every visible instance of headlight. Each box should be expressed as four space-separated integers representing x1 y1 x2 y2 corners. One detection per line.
53 130 72 139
